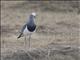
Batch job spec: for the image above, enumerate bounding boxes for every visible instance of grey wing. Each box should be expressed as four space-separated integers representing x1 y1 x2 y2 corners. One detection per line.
17 24 27 38
21 24 27 33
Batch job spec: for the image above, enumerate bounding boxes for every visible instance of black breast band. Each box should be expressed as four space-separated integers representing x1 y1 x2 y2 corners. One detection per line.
27 25 36 32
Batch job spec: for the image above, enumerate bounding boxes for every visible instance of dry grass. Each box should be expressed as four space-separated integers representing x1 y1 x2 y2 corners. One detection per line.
1 1 80 60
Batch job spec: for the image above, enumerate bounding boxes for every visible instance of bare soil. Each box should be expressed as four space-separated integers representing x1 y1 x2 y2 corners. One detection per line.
1 1 80 60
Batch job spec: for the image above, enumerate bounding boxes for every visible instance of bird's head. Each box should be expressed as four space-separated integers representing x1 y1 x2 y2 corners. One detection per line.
31 12 36 18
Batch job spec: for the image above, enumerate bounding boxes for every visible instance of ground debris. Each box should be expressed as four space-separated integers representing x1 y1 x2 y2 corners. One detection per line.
2 45 80 60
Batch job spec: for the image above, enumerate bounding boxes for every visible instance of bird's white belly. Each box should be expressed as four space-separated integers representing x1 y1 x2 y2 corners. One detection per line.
23 26 30 35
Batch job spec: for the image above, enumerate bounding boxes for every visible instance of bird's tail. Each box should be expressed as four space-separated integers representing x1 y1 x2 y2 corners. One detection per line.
17 33 23 38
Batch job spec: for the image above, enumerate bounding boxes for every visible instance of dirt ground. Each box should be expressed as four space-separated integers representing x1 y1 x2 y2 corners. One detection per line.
1 1 80 60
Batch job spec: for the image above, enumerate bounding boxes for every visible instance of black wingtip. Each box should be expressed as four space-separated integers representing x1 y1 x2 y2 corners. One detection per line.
17 36 20 39
17 35 21 39
17 33 23 39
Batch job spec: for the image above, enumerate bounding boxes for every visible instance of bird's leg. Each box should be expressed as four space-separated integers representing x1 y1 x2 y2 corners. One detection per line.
28 33 32 49
24 36 26 50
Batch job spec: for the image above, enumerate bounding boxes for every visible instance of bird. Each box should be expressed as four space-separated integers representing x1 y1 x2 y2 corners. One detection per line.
17 12 36 49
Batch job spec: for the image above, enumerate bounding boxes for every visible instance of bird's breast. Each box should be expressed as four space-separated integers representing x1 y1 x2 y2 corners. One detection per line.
27 24 36 32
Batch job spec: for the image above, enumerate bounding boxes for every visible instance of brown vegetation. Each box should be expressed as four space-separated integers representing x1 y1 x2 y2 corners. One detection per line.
1 1 80 60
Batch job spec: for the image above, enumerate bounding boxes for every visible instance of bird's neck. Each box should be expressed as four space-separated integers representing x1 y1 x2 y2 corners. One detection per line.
28 15 35 24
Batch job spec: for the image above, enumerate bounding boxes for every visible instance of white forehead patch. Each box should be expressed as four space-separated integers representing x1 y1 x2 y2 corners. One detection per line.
31 12 36 16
